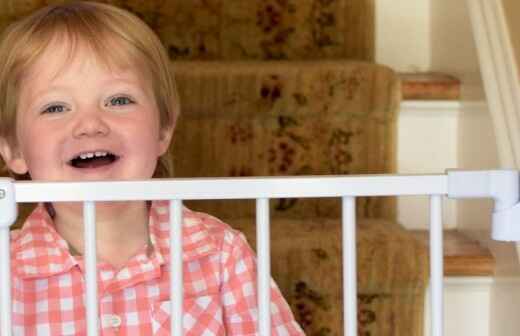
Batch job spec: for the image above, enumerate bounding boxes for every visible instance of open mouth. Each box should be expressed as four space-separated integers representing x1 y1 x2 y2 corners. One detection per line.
69 151 119 169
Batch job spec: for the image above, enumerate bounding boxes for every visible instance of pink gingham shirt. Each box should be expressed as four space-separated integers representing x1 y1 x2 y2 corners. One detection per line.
8 201 304 335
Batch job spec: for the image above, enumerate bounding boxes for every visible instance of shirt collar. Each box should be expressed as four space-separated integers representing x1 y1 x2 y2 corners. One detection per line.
11 205 77 279
12 201 219 279
148 201 219 264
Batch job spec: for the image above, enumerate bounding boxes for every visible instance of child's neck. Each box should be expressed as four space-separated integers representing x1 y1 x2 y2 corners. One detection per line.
53 201 151 269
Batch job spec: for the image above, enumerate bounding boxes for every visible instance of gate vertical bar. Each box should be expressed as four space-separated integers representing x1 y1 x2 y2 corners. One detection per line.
342 196 357 336
84 201 98 336
430 195 444 336
0 180 16 336
0 227 11 336
256 198 270 335
170 200 183 336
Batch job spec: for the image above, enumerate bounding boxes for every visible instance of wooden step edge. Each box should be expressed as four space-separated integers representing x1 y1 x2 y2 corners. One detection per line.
399 72 461 101
410 229 495 277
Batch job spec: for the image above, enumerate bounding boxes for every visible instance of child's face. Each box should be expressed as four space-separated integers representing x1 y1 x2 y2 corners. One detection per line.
3 40 172 181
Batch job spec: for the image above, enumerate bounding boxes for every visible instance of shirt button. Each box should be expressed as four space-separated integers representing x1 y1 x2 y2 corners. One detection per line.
111 315 122 328
102 314 122 328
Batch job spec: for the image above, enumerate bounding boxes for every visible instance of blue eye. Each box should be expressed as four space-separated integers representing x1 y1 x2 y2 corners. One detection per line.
42 104 68 114
108 96 135 106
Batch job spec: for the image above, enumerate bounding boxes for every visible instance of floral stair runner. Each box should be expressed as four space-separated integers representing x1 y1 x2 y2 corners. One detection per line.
172 61 428 336
0 0 374 61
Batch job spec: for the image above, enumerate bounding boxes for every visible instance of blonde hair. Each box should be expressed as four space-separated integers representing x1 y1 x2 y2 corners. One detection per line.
0 1 179 178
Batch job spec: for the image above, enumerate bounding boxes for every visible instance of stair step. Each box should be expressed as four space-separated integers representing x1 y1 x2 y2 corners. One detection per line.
400 72 460 100
411 230 494 276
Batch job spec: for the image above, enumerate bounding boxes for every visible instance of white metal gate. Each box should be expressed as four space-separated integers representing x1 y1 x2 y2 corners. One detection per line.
1 170 519 336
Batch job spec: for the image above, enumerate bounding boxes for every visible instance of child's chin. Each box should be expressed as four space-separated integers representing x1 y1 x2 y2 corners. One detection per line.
67 167 119 180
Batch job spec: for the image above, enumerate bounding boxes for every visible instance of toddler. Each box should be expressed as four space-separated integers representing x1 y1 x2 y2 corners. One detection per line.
0 2 304 335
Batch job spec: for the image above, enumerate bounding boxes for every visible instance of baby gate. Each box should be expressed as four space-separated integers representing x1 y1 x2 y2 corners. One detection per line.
1 170 520 336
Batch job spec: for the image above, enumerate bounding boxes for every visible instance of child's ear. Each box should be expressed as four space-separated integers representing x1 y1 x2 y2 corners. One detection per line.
0 138 28 175
158 124 174 156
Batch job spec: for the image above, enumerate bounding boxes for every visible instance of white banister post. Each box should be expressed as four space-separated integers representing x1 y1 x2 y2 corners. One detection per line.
466 0 520 168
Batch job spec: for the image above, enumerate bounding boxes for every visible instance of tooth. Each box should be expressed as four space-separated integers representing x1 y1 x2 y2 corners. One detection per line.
80 153 88 159
86 153 94 158
95 151 107 157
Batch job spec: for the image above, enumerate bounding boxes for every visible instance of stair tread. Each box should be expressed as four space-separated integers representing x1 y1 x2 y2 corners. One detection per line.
400 72 460 101
410 230 494 276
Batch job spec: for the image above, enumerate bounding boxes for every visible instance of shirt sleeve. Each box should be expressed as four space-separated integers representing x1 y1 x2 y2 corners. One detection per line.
220 231 305 335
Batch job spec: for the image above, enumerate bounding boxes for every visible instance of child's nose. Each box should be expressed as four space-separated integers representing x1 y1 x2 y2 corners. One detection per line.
72 110 110 138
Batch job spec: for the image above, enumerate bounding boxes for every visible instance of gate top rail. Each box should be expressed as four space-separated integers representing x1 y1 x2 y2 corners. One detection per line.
10 174 448 202
1 169 520 241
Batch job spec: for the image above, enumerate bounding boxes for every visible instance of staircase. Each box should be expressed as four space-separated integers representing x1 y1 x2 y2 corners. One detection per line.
387 1 520 334
2 0 520 335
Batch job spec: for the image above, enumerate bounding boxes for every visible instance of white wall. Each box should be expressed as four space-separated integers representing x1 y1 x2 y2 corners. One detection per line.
386 0 498 232
379 0 500 232
424 278 493 336
430 0 499 236
396 101 459 230
430 0 481 76
375 0 431 72
376 0 485 80
502 0 520 70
